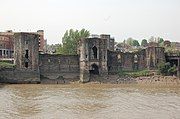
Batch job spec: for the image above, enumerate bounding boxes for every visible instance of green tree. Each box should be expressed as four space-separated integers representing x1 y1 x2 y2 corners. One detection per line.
158 38 164 44
157 37 164 47
132 40 140 46
141 39 148 47
56 29 90 55
126 37 134 46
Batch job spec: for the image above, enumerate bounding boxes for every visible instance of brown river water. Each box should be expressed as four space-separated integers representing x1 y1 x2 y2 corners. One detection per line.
0 84 180 119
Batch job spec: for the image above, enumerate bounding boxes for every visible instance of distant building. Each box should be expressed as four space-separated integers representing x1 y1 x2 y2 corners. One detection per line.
0 35 14 59
164 40 171 47
0 30 46 60
36 30 45 53
171 42 180 50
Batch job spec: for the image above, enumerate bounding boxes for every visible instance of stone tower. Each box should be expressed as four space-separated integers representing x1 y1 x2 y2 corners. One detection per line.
146 47 165 69
79 37 108 83
14 33 40 71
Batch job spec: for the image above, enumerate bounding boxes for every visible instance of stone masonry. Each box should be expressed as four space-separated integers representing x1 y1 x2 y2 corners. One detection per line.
0 32 168 83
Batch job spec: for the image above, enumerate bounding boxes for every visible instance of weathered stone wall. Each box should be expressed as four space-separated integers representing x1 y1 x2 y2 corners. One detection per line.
136 49 146 70
79 37 108 82
107 51 121 74
146 47 165 69
14 33 39 71
39 54 80 81
107 49 147 73
122 53 134 70
108 51 134 73
0 68 40 83
39 54 79 73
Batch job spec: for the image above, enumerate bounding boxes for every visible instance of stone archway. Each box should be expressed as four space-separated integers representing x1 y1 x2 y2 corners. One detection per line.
90 63 99 75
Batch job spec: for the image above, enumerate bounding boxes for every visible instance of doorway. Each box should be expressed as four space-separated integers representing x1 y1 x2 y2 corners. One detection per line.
90 64 99 75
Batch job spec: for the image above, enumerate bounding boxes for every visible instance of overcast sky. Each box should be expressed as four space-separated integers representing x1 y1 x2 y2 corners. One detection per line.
0 0 180 44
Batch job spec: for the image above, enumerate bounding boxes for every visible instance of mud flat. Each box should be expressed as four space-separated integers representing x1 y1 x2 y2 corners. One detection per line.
84 75 180 87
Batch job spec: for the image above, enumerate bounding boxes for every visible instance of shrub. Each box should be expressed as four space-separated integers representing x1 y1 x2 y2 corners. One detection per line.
0 62 15 69
118 69 150 78
158 62 177 76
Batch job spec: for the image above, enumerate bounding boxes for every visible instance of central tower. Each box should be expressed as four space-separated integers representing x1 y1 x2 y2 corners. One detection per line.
79 37 108 82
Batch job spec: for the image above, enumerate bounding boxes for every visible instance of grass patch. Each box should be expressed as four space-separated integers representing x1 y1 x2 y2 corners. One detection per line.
118 69 150 78
0 62 15 69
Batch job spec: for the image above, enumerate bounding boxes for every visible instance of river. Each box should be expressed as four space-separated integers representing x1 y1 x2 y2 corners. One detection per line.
0 84 180 119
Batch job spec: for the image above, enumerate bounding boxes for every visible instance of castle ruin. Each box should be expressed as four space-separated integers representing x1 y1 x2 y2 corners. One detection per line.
0 32 179 83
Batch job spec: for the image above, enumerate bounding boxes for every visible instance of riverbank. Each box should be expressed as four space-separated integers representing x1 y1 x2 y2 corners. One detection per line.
79 75 180 87
0 73 179 86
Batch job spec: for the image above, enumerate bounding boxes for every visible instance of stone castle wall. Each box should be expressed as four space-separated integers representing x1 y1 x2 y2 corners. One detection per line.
14 33 39 71
0 68 40 83
108 49 147 74
0 32 167 83
146 47 165 69
39 54 80 81
39 54 79 73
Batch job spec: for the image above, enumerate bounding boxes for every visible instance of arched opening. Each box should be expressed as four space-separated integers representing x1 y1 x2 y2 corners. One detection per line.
134 54 138 70
92 46 97 59
90 64 99 75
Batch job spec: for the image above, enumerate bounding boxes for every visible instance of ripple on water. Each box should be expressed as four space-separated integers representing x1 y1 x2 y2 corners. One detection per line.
0 84 180 119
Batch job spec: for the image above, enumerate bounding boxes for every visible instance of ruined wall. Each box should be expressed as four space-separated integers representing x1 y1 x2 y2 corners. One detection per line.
107 51 134 73
136 49 146 70
14 33 39 71
107 51 121 74
39 54 79 73
146 47 165 69
0 68 40 83
39 54 80 80
79 37 108 82
107 49 147 73
122 53 134 70
100 34 114 51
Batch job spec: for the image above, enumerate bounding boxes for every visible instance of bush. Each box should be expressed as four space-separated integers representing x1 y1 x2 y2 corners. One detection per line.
118 69 150 78
168 65 177 76
0 62 15 69
158 62 177 76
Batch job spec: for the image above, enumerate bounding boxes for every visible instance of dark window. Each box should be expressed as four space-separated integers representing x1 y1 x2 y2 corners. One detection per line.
25 50 29 68
92 46 97 59
0 50 2 56
25 62 28 68
157 59 159 64
25 50 29 58
25 40 28 45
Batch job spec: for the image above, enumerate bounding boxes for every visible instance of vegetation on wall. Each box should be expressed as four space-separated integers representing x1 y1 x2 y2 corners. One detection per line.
0 62 15 69
125 38 140 47
118 69 150 78
158 62 177 76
